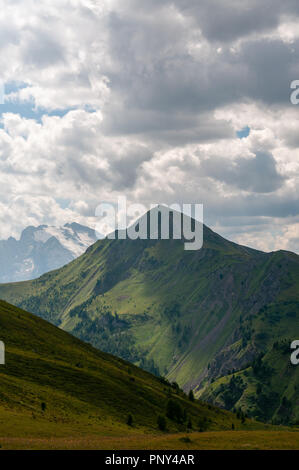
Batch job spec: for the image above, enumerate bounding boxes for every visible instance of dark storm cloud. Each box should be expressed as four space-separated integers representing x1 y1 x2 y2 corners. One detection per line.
174 0 287 43
200 151 286 193
239 38 299 104
103 3 299 142
23 29 65 67
102 108 234 147
108 146 153 189
207 192 299 219
127 0 299 43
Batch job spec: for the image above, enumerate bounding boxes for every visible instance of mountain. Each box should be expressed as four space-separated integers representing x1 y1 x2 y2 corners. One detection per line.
0 207 298 424
0 299 251 449
0 222 97 282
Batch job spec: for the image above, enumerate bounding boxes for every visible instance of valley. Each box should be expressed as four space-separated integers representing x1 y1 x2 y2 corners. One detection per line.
0 210 298 425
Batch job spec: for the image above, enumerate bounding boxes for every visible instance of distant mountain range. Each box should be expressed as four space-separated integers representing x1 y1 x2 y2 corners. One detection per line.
0 223 97 282
0 208 298 424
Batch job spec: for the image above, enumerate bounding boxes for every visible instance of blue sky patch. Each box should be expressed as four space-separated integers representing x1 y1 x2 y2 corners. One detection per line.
0 81 75 124
237 126 250 139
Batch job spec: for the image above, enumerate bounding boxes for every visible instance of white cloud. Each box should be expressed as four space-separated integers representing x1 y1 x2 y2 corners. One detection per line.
0 0 298 253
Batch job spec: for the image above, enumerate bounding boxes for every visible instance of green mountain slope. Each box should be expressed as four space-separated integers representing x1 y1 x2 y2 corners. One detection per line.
0 299 243 437
0 208 298 423
200 302 299 425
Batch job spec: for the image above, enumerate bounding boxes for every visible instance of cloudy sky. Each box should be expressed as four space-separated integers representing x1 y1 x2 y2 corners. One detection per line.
0 0 299 253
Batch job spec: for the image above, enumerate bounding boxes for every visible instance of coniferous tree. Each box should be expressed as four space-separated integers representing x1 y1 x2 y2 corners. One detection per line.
127 414 133 426
157 415 167 431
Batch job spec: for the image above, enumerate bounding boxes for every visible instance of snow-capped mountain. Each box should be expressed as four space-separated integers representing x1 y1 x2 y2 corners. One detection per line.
0 223 98 283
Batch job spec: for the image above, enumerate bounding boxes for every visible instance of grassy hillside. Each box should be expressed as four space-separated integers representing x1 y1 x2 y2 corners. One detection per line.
200 301 299 424
0 300 254 437
1 430 299 450
0 299 298 450
0 209 298 424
